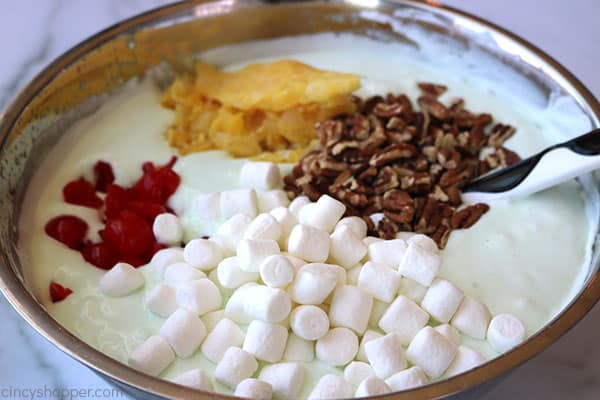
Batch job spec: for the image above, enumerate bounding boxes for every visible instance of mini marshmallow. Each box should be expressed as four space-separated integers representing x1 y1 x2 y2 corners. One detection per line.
378 295 429 345
407 234 439 254
384 366 428 392
259 363 305 400
239 161 281 190
398 242 442 287
434 324 461 347
347 264 362 285
259 190 290 213
344 361 375 386
99 262 144 297
336 216 368 239
451 296 491 340
289 305 330 340
210 236 234 257
201 318 245 363
217 213 253 252
150 248 184 278
288 263 339 305
145 284 177 318
217 256 259 289
176 278 222 316
285 254 306 271
214 347 258 388
183 239 223 271
362 236 383 247
395 232 417 241
364 333 407 379
399 277 427 303
368 300 389 328
159 308 207 358
163 262 206 286
195 192 221 220
237 239 280 272
444 345 487 377
357 330 383 362
368 239 407 267
152 213 183 245
170 368 213 391
358 261 402 303
328 225 367 269
283 333 314 362
287 224 330 263
201 309 225 333
329 285 373 335
270 207 298 250
259 255 295 288
308 374 354 400
235 379 273 400
355 377 391 397
299 195 345 233
243 285 292 323
220 188 258 219
421 279 464 323
288 196 311 217
244 213 282 241
487 313 526 353
406 326 458 378
330 264 347 290
243 320 288 363
297 202 317 225
224 283 257 323
128 335 174 377
316 327 358 366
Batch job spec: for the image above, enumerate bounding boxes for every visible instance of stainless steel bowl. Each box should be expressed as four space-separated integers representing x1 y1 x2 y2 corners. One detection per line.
1 1 599 399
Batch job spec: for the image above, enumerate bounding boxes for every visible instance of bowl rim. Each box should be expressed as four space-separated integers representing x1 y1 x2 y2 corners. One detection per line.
0 1 599 399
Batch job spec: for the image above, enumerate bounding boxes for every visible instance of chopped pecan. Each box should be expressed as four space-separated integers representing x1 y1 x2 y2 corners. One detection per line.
332 188 368 208
374 166 399 194
418 82 448 97
369 144 417 167
373 102 404 118
378 217 399 239
488 124 516 147
283 84 519 247
382 189 412 210
418 96 450 120
450 203 490 229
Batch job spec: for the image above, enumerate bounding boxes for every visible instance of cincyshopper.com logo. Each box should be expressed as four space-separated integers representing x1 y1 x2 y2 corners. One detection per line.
0 386 126 400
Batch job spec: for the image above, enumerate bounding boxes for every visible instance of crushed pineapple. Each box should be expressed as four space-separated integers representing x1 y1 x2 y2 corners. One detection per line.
162 60 360 161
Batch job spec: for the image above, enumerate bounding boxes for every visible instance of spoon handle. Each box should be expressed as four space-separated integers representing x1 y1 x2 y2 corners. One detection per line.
462 129 600 204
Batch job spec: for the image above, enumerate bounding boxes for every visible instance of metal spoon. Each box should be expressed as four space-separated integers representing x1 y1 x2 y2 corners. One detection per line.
462 129 600 203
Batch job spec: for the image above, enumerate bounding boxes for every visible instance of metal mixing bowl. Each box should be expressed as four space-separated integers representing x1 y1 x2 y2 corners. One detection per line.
1 1 599 399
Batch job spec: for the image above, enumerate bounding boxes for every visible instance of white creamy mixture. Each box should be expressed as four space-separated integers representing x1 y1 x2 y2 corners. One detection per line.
19 34 594 396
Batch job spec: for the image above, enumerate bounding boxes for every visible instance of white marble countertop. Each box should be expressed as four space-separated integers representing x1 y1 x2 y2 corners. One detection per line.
1 0 599 399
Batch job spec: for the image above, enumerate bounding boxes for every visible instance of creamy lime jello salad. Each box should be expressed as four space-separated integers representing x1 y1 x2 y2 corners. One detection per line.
19 34 594 399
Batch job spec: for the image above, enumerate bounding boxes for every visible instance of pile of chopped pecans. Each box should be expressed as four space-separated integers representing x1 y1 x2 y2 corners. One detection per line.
283 83 520 248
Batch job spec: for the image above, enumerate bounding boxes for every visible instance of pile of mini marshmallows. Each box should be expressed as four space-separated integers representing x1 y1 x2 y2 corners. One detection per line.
98 161 526 399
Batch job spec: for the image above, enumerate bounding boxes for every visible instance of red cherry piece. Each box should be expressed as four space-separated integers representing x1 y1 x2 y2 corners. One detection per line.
105 184 130 218
63 178 103 208
127 201 167 223
49 282 73 303
94 161 115 193
81 242 119 270
132 156 180 205
103 210 154 257
45 215 89 250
